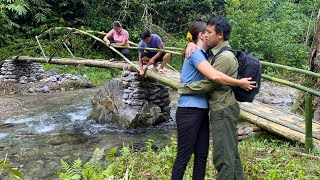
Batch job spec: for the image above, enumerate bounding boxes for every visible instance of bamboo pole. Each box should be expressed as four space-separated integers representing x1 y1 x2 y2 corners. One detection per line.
305 94 313 152
240 110 320 148
126 40 181 72
261 61 320 78
37 27 180 72
292 151 320 160
12 56 179 89
48 28 74 62
34 27 320 97
85 30 184 51
35 35 47 61
38 27 140 70
240 105 320 140
262 74 320 97
111 45 181 55
39 27 320 78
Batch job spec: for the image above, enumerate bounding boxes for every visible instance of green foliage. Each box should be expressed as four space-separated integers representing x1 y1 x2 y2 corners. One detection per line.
58 159 82 180
0 0 27 47
0 0 317 77
225 0 312 68
57 134 320 179
240 133 320 179
0 156 24 179
43 64 113 86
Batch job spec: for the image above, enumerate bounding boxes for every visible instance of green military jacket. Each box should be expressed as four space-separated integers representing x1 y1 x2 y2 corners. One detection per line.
178 41 238 111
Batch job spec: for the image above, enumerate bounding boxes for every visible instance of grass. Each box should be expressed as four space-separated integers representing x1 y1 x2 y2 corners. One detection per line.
42 64 119 86
57 132 320 180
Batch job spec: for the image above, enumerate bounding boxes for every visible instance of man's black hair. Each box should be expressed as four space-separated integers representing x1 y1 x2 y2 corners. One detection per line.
207 16 231 40
140 29 151 39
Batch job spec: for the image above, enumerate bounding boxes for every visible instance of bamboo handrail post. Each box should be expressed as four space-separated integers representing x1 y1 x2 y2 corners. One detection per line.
305 94 313 152
62 42 75 58
82 40 97 58
48 28 74 62
35 35 48 61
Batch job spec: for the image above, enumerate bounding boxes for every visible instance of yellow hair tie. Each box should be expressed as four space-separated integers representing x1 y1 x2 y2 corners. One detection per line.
186 32 193 42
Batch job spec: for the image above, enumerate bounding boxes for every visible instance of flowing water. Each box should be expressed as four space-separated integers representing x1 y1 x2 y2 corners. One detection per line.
0 88 177 179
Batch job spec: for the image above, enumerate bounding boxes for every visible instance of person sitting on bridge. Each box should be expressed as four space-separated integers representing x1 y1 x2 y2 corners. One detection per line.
138 29 171 76
103 21 130 62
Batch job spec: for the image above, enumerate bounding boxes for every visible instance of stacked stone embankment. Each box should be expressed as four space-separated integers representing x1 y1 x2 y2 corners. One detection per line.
0 59 44 83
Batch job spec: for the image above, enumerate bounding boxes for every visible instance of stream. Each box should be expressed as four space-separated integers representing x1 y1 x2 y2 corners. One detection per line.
0 88 177 179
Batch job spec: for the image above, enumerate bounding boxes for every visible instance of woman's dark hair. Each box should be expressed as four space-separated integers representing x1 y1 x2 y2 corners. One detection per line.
181 21 206 60
189 21 206 43
140 29 151 39
113 21 121 28
207 16 231 40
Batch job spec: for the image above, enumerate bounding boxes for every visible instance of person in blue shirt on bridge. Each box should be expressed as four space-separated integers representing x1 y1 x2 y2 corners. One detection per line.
138 29 171 76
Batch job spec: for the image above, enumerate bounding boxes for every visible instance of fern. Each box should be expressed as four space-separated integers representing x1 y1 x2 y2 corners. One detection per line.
58 159 82 180
120 146 131 159
106 147 118 162
81 148 106 179
90 148 104 166
146 139 155 154
6 0 28 16
34 12 46 23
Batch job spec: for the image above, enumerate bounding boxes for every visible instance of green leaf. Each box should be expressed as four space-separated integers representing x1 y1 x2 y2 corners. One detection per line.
9 168 24 179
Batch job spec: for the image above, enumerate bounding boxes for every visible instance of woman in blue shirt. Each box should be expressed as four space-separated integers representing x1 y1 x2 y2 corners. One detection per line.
171 21 210 180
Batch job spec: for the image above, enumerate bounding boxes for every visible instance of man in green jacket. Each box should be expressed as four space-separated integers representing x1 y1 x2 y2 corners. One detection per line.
179 16 245 180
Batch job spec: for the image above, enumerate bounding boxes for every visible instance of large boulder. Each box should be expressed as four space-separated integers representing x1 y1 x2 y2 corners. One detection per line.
89 71 171 128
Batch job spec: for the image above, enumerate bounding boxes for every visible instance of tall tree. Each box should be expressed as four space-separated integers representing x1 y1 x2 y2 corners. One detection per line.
308 8 320 121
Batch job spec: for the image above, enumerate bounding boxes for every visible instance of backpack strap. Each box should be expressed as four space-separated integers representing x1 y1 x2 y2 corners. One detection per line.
210 46 233 65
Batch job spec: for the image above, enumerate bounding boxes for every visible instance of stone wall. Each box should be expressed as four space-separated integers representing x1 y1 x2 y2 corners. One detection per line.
89 69 172 128
122 70 171 120
0 59 45 83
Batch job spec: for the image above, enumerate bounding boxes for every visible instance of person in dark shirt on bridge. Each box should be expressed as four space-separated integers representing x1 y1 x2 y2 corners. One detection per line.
138 29 171 76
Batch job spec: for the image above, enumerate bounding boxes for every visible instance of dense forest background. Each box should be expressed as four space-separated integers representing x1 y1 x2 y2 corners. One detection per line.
1 1 320 179
0 0 319 70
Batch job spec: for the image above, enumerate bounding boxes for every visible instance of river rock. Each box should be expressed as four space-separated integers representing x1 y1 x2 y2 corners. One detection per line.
89 77 171 128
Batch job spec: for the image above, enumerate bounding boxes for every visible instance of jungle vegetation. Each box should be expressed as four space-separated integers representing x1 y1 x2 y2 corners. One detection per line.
1 0 320 179
0 0 318 70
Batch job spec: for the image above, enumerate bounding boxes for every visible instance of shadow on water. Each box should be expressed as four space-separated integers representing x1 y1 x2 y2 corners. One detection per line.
0 88 178 179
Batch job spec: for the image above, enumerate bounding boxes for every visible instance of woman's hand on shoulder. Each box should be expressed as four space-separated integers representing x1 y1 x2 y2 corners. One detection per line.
185 42 198 58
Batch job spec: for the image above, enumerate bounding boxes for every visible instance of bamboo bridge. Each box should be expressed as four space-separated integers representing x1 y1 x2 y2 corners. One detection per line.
9 27 320 151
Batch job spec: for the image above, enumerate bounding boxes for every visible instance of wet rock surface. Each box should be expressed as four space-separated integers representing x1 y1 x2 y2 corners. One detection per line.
255 80 298 113
89 70 171 128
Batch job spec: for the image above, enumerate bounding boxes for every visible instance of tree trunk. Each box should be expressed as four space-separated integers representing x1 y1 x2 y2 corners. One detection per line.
308 8 320 122
12 56 179 89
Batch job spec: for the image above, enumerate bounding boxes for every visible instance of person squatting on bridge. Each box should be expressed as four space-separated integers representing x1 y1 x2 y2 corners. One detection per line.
103 21 130 62
138 29 171 75
173 17 255 180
